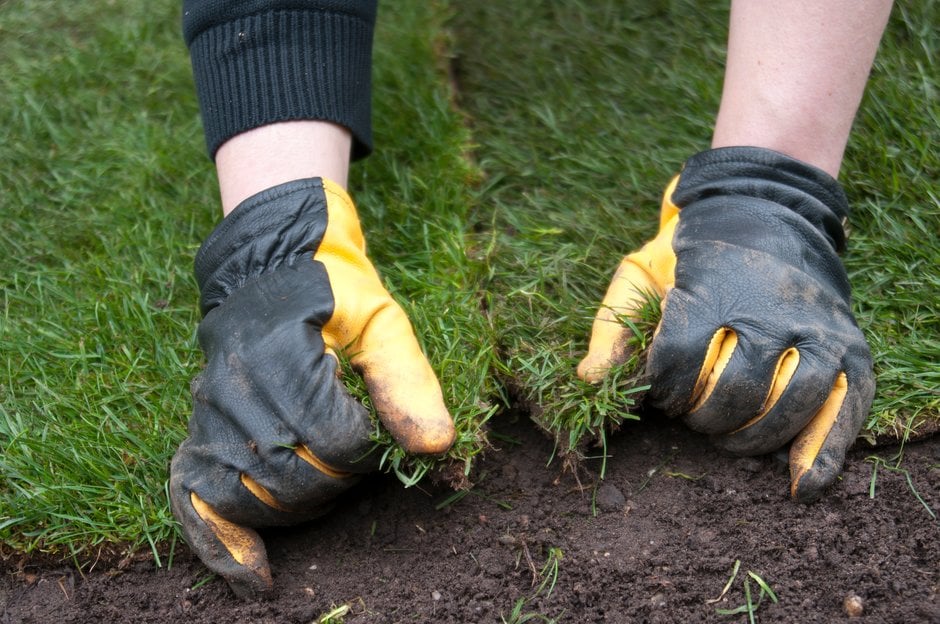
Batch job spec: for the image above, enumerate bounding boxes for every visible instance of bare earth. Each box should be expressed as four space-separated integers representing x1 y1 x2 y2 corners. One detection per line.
2 414 938 623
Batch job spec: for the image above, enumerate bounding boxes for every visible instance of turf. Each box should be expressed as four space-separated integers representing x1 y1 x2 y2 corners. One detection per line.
842 1 940 442
449 0 940 458
0 0 937 562
0 0 210 556
346 3 500 486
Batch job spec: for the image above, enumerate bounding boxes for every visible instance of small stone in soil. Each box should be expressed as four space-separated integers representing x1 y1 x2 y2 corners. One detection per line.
595 482 626 512
844 593 864 617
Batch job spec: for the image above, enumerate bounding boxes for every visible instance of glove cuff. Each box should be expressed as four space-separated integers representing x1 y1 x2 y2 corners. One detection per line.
194 178 331 315
672 147 850 253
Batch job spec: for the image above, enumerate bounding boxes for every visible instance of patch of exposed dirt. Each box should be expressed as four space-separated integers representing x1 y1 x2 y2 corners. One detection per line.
2 414 938 623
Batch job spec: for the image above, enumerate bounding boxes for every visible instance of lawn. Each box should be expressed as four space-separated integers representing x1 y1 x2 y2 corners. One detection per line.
1 0 937 566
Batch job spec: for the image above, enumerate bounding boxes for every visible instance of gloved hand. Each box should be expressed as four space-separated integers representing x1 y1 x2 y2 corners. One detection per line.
169 178 455 599
578 147 875 503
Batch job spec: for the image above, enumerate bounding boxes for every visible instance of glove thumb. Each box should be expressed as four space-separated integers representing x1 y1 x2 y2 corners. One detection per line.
577 182 680 383
316 180 456 456
354 300 456 455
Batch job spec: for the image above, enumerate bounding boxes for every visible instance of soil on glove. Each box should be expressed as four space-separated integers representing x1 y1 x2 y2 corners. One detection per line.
2 415 938 623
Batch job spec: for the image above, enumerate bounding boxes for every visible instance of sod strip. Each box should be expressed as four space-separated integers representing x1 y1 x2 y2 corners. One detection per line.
0 0 493 558
840 1 940 443
0 0 210 558
450 1 939 461
348 2 498 486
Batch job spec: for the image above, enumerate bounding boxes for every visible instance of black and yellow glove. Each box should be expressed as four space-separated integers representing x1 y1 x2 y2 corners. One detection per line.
169 178 454 599
578 147 875 502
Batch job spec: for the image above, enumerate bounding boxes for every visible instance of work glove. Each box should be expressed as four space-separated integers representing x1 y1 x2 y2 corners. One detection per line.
578 147 875 502
169 178 455 599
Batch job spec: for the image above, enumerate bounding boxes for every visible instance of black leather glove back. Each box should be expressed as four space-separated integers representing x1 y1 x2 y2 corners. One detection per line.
170 179 454 598
177 257 379 519
580 148 875 502
654 149 875 499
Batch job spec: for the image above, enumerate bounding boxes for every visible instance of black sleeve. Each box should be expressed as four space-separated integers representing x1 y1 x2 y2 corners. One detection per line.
182 0 378 160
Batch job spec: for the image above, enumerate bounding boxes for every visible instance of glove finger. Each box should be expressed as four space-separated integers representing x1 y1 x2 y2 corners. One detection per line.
789 368 874 502
688 335 835 439
169 451 272 600
712 347 833 455
578 213 679 384
192 398 364 526
175 431 354 526
678 327 772 433
645 291 746 419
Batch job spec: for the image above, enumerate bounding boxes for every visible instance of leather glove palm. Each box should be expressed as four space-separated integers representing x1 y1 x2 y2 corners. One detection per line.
578 147 875 502
169 178 454 598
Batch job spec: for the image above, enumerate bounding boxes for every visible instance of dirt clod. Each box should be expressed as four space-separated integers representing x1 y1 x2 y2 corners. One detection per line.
594 482 626 512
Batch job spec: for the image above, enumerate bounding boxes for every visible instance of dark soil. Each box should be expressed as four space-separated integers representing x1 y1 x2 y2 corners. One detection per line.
2 414 938 623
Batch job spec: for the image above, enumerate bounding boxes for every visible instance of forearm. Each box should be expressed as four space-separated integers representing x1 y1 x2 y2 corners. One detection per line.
215 121 352 215
712 0 894 177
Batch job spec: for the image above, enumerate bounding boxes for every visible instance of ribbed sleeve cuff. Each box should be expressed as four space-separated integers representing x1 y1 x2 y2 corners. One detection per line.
185 5 376 160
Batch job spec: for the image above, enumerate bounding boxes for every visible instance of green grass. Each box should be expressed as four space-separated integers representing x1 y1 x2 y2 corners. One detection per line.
713 564 779 623
498 544 566 623
844 1 940 442
346 1 500 486
449 1 732 461
1 0 937 563
0 0 209 556
450 0 940 459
